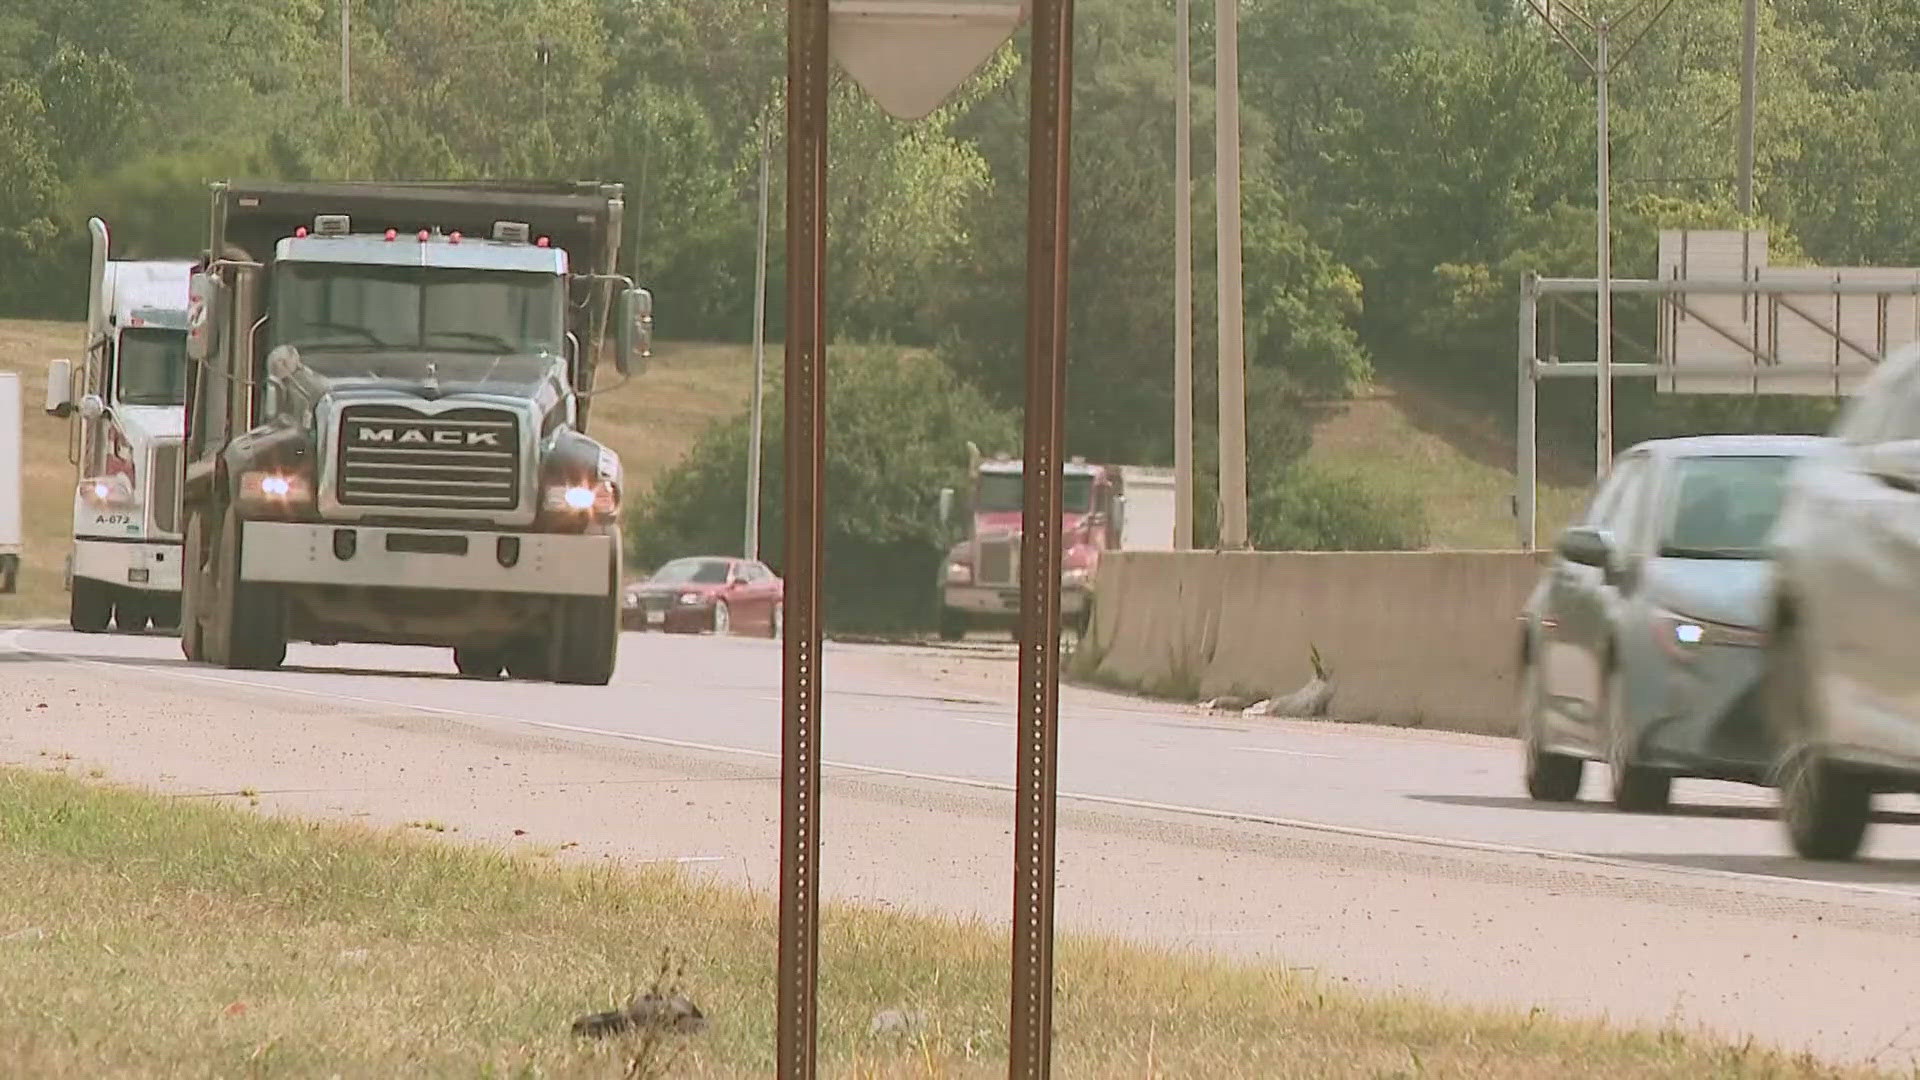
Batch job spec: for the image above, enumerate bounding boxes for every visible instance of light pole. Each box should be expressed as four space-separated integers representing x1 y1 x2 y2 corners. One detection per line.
1522 0 1683 479
340 0 351 107
747 123 772 562
1173 0 1193 550
1214 0 1248 548
1738 0 1757 215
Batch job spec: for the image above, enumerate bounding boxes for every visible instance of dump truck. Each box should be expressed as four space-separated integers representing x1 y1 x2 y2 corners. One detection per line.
178 180 652 684
0 372 20 595
41 220 192 631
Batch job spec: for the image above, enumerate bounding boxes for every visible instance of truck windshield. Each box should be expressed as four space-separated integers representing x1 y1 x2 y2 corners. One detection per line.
274 264 565 357
116 328 187 407
977 473 1095 514
1659 455 1796 559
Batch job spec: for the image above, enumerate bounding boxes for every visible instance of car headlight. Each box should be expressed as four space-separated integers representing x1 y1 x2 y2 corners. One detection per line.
677 592 705 606
542 480 619 516
945 560 972 585
236 468 314 511
623 590 640 608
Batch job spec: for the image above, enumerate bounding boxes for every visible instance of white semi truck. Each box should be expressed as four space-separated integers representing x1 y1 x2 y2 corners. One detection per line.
42 219 192 632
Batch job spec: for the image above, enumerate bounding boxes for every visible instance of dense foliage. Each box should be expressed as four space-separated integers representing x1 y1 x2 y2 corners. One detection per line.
3 0 1906 586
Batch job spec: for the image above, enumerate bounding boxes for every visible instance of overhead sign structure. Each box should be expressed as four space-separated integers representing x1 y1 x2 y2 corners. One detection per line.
828 0 1028 120
1657 229 1920 396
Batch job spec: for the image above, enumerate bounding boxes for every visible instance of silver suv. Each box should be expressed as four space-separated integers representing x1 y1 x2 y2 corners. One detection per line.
1767 344 1920 860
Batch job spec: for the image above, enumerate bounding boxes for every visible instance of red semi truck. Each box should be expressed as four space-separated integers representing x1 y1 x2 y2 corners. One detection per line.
936 452 1172 640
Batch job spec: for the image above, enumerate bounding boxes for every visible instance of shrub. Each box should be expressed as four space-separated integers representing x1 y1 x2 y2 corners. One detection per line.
1250 461 1429 552
627 345 1018 633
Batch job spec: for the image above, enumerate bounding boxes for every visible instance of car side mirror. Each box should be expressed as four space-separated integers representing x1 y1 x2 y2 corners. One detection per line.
44 358 73 417
1862 439 1920 493
77 393 107 421
1555 525 1615 570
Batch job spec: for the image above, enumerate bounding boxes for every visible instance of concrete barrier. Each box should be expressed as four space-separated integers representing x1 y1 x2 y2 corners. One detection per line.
1076 550 1548 736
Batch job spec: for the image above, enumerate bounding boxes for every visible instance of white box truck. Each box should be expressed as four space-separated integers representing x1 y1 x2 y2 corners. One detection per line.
42 218 192 632
0 372 21 594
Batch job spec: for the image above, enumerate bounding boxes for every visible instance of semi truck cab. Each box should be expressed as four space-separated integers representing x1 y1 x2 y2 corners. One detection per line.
42 218 191 633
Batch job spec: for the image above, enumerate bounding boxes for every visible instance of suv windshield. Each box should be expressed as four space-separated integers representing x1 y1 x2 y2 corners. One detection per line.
116 327 187 406
652 559 732 585
977 473 1095 514
275 263 565 358
1660 455 1796 559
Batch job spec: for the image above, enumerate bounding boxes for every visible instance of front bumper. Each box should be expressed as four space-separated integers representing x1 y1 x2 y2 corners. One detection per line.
625 594 714 631
240 521 613 597
945 584 1089 617
72 538 182 593
1636 641 1773 779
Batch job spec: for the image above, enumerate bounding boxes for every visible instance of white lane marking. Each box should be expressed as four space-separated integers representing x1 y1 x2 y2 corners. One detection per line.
1231 746 1339 759
7 628 1919 904
957 718 1015 729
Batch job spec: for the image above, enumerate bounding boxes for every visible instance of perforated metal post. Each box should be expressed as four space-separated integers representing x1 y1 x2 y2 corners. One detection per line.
1009 0 1074 1075
777 1 829 1076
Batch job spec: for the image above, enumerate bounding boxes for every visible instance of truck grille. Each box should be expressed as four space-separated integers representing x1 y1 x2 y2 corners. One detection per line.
336 405 521 513
149 441 181 536
977 536 1017 587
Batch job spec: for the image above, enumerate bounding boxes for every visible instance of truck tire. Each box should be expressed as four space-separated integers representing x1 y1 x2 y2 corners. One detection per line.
70 578 114 634
0 555 17 594
150 596 181 633
938 608 967 642
217 507 287 671
180 512 209 661
453 647 505 679
115 596 151 634
554 530 621 686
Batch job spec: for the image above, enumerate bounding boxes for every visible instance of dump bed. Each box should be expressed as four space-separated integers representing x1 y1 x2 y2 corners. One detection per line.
0 372 20 554
208 180 625 279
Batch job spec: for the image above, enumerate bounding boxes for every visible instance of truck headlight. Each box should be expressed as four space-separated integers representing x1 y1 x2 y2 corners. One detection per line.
1061 565 1093 588
945 560 972 585
237 469 314 511
543 481 619 516
77 475 140 509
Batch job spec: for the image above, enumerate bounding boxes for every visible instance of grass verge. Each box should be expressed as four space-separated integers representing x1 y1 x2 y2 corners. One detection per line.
0 767 1865 1078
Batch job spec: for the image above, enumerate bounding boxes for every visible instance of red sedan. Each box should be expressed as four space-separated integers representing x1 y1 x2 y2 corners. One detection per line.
624 556 784 637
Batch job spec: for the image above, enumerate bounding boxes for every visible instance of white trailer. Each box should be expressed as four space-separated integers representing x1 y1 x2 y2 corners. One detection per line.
0 373 20 594
1116 466 1176 551
42 219 191 633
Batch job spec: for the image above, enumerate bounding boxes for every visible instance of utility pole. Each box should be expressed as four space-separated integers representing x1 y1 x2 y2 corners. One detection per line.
1214 0 1249 549
1522 0 1682 480
1173 0 1194 550
747 124 772 562
340 0 351 107
1737 0 1757 215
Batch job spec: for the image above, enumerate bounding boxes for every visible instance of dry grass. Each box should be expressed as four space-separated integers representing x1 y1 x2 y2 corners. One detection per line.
0 320 756 620
0 767 1873 1078
1308 378 1588 551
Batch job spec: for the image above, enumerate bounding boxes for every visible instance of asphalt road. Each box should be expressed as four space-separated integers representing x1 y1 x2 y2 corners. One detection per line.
7 624 1920 1063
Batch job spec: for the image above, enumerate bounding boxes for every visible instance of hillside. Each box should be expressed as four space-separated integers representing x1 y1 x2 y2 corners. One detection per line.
1307 377 1588 551
0 320 755 620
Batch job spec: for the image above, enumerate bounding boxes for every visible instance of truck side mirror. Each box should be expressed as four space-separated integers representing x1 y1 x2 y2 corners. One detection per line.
613 287 653 378
938 487 955 529
1112 494 1127 538
44 358 73 417
187 271 223 363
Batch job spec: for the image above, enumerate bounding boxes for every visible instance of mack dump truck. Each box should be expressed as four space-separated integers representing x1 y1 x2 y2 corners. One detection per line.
42 220 192 631
178 181 651 684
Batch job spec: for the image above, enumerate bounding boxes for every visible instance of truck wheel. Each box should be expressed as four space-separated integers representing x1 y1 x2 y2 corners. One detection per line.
150 597 181 633
504 640 553 681
115 597 151 634
453 647 505 679
555 532 621 686
180 512 209 661
217 507 287 671
938 608 967 642
70 578 114 634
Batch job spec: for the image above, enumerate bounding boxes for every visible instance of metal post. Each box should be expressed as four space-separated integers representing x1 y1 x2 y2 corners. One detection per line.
1737 0 1757 216
340 0 351 107
1009 0 1073 1075
777 1 829 1076
1519 274 1538 552
747 124 772 562
1214 0 1249 548
1595 21 1613 479
1172 0 1194 551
